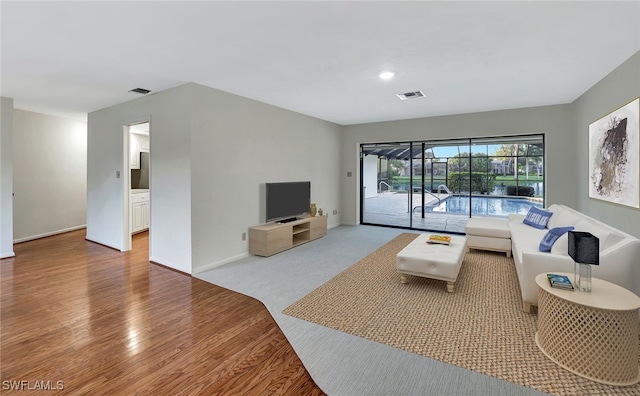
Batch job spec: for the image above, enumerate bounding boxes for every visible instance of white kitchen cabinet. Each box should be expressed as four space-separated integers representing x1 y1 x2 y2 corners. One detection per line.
139 135 150 153
130 134 141 169
142 202 150 229
132 202 144 232
131 191 150 233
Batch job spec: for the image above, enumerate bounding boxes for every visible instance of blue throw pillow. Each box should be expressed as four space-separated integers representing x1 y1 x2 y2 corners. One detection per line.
539 226 574 252
523 207 553 229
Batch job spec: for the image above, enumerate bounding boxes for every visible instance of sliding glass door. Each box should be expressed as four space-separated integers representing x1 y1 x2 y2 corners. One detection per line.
361 142 416 228
361 134 544 234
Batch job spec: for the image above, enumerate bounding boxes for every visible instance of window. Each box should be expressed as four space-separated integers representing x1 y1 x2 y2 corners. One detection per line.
360 134 544 233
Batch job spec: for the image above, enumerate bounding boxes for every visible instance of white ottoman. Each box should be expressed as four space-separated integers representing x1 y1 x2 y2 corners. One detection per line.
465 218 511 257
396 234 467 293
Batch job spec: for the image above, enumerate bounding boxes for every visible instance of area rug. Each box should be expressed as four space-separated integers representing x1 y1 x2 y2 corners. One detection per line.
283 233 640 396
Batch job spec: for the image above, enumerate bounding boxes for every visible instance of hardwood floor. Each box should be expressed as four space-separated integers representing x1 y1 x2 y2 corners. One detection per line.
1 230 324 395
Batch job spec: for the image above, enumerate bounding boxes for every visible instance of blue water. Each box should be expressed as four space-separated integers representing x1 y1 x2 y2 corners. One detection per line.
427 195 543 217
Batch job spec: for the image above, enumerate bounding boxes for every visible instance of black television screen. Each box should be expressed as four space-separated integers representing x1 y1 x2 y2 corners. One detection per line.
266 181 310 222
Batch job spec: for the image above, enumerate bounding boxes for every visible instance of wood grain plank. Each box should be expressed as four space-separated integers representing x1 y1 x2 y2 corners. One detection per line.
1 230 324 395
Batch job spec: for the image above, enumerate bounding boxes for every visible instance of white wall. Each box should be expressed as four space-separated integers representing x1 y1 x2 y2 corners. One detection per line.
146 86 193 272
12 110 87 242
87 83 342 274
342 105 575 225
1 97 14 258
87 102 148 250
572 51 640 238
363 155 378 198
190 83 343 273
87 84 193 273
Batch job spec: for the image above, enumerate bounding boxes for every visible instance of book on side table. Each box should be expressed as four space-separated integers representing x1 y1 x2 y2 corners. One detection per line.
427 234 451 245
547 273 574 290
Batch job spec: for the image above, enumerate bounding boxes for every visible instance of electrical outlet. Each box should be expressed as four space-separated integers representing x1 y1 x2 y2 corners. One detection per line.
333 209 338 215
242 232 246 241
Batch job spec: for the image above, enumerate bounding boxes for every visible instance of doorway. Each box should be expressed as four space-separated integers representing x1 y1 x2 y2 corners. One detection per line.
124 121 151 252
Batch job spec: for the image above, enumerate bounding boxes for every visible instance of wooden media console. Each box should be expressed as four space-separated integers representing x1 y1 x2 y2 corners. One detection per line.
249 216 327 257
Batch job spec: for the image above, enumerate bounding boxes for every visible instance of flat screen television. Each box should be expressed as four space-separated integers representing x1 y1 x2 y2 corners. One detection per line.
266 181 310 223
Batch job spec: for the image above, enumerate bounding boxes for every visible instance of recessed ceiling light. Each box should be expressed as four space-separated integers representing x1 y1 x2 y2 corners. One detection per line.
379 71 395 80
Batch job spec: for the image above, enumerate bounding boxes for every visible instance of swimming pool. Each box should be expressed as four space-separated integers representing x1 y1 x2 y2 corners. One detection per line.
425 195 543 217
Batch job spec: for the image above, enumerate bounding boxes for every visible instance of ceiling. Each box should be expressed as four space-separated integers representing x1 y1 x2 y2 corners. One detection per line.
2 1 639 125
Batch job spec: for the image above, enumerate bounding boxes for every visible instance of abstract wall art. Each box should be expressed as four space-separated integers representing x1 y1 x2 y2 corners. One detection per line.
588 98 640 208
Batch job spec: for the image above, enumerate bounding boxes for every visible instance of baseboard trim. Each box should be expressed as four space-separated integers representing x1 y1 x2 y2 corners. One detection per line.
85 236 121 252
14 225 87 244
194 252 251 274
150 259 191 276
1 251 16 259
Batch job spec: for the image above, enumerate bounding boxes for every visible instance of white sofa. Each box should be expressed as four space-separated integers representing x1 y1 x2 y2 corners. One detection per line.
509 204 640 313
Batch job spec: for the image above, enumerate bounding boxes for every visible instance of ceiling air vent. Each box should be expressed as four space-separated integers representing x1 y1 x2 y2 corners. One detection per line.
129 88 151 95
396 91 425 100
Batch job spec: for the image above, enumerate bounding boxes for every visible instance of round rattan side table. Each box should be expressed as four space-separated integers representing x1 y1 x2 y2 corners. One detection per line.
535 272 640 386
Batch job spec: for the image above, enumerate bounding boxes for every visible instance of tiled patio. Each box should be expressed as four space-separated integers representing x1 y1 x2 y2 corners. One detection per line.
362 192 471 233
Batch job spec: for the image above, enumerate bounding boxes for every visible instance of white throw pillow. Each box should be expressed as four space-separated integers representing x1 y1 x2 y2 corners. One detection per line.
547 209 582 229
573 219 624 251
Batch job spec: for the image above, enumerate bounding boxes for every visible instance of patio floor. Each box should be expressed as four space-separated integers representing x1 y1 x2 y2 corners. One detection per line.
362 192 471 233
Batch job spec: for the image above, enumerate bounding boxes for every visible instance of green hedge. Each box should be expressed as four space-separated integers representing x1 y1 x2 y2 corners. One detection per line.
506 186 535 197
448 172 496 194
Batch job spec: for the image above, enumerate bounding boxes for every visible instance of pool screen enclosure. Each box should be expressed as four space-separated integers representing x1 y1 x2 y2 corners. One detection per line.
360 134 545 234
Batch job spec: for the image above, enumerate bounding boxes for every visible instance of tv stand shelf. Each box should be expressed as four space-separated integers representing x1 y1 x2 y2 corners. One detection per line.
249 216 327 257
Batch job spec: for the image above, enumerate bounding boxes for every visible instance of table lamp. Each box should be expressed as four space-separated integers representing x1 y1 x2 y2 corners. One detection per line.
568 231 599 292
